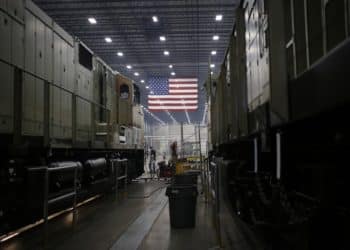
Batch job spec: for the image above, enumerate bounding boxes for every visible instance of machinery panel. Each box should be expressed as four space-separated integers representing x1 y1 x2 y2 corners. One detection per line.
0 61 14 133
66 45 74 92
53 33 62 86
0 0 6 11
22 73 36 135
35 17 45 79
35 78 44 135
61 41 68 89
24 10 35 74
50 85 62 138
61 91 72 139
7 0 24 21
0 11 11 63
11 19 24 69
44 25 53 82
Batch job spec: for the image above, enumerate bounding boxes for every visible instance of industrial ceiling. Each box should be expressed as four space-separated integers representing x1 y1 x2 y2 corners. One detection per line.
33 0 239 125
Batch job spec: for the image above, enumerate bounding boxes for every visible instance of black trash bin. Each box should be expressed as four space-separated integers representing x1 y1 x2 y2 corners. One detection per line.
173 173 198 185
166 185 198 228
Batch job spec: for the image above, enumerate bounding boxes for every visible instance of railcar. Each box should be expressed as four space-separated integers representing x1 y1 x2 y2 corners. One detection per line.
208 0 350 249
0 0 144 235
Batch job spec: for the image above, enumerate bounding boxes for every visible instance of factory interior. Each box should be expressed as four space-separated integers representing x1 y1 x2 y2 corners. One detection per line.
1 0 350 249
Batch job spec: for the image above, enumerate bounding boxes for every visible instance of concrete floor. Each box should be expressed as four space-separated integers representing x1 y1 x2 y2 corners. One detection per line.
1 180 218 250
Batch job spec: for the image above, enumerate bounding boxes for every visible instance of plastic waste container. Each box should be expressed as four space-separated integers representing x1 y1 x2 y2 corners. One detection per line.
173 173 198 185
166 185 198 228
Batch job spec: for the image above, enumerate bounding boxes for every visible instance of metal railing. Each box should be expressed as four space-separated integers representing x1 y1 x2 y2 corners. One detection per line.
110 159 128 199
27 163 79 243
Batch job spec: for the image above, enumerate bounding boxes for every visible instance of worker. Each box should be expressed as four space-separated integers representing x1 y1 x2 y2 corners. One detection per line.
149 147 156 178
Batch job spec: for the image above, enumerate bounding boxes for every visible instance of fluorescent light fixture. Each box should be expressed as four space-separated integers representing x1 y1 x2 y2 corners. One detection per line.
213 35 219 41
146 86 149 89
105 37 112 43
126 65 132 69
88 17 97 24
159 36 166 41
169 64 173 68
215 15 223 21
141 80 145 83
164 50 169 56
211 50 217 55
171 72 176 76
210 64 215 68
117 52 123 57
152 16 158 22
134 72 139 76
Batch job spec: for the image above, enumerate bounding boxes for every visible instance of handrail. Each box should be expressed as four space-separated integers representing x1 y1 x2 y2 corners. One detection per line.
110 159 128 200
40 163 78 244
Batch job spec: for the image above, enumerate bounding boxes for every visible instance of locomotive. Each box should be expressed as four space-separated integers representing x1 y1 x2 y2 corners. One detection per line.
208 0 350 249
0 0 144 236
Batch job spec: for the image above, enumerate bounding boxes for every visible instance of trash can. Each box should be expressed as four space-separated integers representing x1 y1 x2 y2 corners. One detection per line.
173 173 198 185
166 185 198 228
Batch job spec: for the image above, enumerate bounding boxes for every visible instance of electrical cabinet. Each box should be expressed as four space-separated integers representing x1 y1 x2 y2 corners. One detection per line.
0 61 14 133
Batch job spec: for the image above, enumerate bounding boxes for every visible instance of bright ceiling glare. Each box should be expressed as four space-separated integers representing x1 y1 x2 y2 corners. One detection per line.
164 51 170 56
169 64 173 68
171 72 176 76
211 71 214 75
211 50 217 55
117 52 123 57
150 91 154 94
152 16 158 22
141 80 145 83
126 65 132 69
88 17 97 24
134 72 139 76
146 86 149 89
105 37 112 43
215 15 223 21
213 35 219 41
210 64 215 68
159 36 166 41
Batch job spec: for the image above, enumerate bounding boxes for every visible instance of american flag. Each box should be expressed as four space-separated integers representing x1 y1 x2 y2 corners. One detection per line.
148 77 198 111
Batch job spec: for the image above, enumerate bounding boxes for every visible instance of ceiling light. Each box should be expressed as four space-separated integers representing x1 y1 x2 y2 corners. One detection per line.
105 37 112 43
126 65 132 69
152 16 158 22
117 52 123 57
211 50 217 55
164 51 169 56
213 35 219 41
146 86 149 89
211 71 213 75
88 17 97 24
159 36 166 41
171 72 176 76
134 72 139 76
169 64 173 68
150 91 154 94
215 15 223 21
210 64 215 68
141 80 145 83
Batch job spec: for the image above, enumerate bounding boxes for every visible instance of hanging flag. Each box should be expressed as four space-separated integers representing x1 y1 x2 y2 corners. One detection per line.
148 77 198 111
